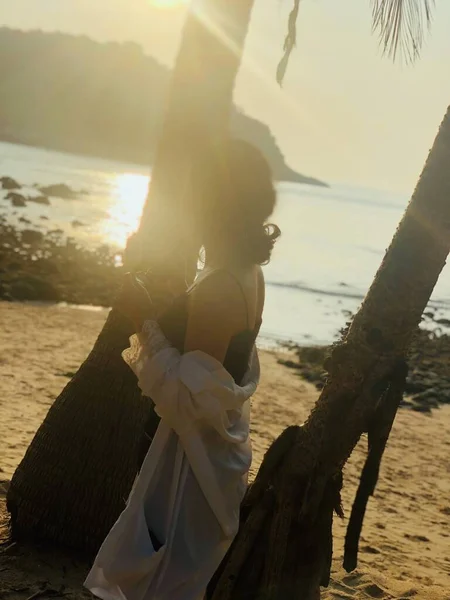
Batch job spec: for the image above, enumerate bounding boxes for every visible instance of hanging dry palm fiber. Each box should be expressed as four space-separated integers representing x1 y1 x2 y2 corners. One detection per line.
344 359 408 571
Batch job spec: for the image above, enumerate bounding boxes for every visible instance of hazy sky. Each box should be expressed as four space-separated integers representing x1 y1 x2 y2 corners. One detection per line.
2 0 450 192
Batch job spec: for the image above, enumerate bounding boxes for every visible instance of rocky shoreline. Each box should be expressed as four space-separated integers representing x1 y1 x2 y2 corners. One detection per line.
1 176 86 205
280 325 450 413
0 213 120 306
0 176 120 306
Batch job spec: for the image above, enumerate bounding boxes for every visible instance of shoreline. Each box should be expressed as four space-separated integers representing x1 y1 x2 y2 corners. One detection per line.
0 136 328 188
1 188 450 412
2 174 450 346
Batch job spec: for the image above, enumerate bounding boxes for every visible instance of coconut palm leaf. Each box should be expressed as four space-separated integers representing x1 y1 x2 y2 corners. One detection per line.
372 0 434 61
277 0 435 85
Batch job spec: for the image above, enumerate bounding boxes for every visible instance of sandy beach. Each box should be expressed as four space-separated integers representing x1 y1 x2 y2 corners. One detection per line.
0 300 449 599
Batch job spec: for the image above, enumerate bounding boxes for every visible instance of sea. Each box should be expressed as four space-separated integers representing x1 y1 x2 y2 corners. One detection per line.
1 141 449 347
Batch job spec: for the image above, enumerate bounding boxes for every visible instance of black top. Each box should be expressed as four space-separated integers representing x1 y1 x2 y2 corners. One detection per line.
158 290 260 385
138 271 261 469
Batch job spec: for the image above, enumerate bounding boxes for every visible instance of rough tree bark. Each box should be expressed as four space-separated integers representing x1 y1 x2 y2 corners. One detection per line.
208 108 450 600
7 0 255 554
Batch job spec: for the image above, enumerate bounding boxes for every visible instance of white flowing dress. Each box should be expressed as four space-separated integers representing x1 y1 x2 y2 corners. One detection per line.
85 319 260 600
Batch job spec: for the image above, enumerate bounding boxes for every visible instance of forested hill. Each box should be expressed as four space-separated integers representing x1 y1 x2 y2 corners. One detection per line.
0 28 326 186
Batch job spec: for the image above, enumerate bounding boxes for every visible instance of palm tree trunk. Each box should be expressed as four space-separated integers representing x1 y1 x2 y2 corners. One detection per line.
7 0 255 553
208 107 450 600
134 0 257 278
7 310 147 552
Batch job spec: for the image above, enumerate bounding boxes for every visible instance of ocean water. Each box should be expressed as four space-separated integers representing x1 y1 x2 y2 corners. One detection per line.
1 141 449 346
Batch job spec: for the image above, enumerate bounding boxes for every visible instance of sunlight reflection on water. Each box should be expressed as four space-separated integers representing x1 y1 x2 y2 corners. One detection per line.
99 173 149 247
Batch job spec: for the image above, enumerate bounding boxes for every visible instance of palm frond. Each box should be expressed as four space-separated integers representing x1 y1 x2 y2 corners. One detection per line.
276 0 301 86
372 0 435 62
277 0 435 85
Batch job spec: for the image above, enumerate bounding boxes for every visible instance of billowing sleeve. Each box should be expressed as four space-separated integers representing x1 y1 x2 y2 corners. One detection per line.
123 319 259 540
122 320 258 440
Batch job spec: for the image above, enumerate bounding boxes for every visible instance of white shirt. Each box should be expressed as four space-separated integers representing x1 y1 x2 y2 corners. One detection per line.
85 319 259 600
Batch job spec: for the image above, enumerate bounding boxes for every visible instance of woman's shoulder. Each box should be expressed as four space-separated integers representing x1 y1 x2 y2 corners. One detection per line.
191 266 264 330
190 268 247 306
192 266 262 296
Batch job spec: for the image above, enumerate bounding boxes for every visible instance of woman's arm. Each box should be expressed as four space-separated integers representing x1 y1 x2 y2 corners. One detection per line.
123 323 257 437
122 270 253 428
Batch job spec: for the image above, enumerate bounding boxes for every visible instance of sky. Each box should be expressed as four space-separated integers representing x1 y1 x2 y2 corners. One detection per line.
2 0 450 193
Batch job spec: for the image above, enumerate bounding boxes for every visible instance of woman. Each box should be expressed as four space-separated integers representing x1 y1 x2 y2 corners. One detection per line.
85 140 280 600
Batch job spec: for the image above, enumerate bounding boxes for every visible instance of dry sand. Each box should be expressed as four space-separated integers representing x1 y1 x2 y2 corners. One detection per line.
0 301 449 599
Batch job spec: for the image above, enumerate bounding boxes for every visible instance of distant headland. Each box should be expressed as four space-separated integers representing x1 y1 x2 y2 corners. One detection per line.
0 28 327 187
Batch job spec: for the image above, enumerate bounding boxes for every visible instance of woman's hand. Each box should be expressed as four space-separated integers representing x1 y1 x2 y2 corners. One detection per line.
115 271 180 332
114 272 155 332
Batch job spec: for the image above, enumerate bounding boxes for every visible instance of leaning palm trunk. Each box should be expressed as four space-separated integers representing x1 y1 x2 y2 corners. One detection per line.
7 0 255 553
208 108 450 600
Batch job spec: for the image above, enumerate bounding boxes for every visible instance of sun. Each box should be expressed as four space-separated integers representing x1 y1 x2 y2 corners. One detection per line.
149 0 188 8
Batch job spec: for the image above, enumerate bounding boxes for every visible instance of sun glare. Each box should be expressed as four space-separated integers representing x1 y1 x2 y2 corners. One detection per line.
148 0 188 8
102 173 149 248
